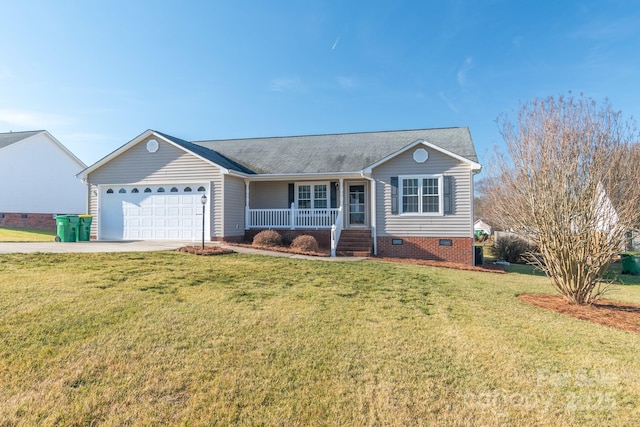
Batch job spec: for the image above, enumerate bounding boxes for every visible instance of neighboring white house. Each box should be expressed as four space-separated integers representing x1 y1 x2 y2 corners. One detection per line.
0 130 87 228
474 219 492 236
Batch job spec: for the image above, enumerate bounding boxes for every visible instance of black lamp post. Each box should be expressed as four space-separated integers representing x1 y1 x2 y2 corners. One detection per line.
201 194 207 249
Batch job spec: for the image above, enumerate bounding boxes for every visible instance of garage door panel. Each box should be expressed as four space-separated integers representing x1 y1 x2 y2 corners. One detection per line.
101 184 209 240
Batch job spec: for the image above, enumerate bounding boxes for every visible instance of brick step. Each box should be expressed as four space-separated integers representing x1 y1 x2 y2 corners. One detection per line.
336 229 373 256
337 239 372 246
338 246 372 252
338 238 373 245
340 231 372 237
336 250 371 257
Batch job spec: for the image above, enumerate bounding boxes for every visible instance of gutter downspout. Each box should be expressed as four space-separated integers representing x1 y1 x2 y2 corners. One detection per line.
361 172 377 256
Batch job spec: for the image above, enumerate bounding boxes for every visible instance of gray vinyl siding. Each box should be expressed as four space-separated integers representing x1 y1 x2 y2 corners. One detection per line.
87 137 222 184
373 147 473 238
223 175 246 237
87 136 225 238
249 182 290 209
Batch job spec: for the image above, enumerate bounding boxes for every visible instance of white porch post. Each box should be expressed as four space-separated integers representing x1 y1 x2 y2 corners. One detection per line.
339 178 344 224
290 202 296 230
244 180 250 230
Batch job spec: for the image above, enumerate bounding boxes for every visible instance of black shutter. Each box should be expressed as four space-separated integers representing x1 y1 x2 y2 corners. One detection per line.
443 176 453 214
288 183 295 207
391 177 398 214
330 182 337 209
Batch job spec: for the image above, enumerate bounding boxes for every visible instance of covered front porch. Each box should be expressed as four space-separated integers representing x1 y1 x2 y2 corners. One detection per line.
242 178 376 256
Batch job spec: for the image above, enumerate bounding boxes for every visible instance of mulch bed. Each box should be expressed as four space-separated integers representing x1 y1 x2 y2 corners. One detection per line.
518 293 640 335
177 246 236 256
224 242 507 272
222 242 331 257
374 257 507 274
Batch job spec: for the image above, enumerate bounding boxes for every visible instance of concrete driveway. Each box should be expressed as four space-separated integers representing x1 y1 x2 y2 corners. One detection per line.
0 240 190 254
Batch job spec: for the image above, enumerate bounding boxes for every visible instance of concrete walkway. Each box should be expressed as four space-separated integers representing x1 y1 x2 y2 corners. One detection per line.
0 240 367 261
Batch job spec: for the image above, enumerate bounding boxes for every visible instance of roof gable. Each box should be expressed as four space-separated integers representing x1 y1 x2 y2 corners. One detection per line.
0 130 86 168
363 139 482 173
79 130 254 178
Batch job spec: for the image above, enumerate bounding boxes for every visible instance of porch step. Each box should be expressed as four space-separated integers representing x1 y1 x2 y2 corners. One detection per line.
336 229 373 257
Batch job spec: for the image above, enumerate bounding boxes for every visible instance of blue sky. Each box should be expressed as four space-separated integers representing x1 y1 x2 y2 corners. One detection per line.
1 1 639 167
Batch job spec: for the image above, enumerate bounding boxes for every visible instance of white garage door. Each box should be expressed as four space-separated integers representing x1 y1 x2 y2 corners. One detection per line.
100 184 208 240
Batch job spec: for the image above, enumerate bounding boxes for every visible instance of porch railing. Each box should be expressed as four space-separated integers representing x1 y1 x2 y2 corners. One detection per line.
247 203 340 229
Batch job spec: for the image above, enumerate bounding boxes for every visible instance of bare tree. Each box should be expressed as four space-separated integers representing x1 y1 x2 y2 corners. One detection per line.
487 94 640 304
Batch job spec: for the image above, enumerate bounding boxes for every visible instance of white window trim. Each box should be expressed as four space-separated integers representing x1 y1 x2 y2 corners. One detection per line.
295 182 330 209
399 174 443 216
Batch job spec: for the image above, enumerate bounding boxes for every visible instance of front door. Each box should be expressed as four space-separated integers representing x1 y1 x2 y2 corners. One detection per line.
348 184 366 227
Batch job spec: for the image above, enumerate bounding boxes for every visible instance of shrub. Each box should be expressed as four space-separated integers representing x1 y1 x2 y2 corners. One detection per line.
253 230 283 247
494 235 537 264
281 231 297 246
290 235 320 252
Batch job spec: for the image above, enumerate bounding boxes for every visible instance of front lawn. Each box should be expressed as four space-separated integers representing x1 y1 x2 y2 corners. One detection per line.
1 252 639 425
0 227 56 242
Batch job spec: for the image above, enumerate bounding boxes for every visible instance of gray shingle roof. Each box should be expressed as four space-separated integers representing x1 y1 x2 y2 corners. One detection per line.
192 127 477 174
0 130 43 150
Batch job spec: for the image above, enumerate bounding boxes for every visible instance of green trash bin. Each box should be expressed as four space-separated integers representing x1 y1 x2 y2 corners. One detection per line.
621 253 640 275
77 215 93 242
55 215 79 242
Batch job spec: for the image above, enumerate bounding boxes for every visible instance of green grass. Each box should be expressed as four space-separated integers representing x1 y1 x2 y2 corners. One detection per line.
1 252 639 425
0 227 56 242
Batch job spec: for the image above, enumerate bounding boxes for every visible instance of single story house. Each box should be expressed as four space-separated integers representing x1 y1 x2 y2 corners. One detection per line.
0 130 87 229
78 128 482 263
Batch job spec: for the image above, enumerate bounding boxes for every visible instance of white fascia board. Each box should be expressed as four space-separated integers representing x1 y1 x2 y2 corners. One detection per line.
226 170 362 181
77 130 230 180
362 139 482 173
77 129 155 179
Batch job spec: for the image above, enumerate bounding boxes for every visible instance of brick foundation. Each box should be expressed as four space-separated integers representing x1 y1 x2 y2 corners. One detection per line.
220 235 245 243
377 236 473 265
244 229 331 249
0 213 57 229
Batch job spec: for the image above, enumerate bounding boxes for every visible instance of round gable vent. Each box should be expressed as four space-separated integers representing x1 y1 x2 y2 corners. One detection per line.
146 139 159 153
413 148 428 163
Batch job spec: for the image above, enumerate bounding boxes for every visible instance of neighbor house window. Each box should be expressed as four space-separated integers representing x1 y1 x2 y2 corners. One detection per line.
400 175 442 215
131 188 139 193
296 183 329 209
144 188 152 193
106 189 114 194
118 188 126 194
